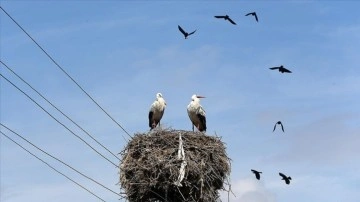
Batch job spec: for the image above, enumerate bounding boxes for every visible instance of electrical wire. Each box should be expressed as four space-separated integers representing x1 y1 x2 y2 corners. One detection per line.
0 123 121 197
0 72 119 168
0 6 132 141
0 60 120 161
0 131 106 202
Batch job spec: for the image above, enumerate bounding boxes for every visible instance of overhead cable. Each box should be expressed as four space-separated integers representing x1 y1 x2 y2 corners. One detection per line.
0 72 118 168
0 6 132 140
0 60 120 161
0 131 106 202
1 123 121 197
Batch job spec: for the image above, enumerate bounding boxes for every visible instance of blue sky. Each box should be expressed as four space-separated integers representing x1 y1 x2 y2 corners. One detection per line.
1 1 359 202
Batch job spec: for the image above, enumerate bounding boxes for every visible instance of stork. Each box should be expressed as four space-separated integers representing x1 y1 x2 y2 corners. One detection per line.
187 94 207 132
148 93 166 130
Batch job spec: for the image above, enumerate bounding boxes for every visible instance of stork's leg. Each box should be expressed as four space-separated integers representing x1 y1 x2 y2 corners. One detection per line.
192 124 194 131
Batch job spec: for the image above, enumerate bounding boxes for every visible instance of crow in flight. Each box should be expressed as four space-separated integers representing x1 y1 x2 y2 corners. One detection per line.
279 172 292 184
273 121 285 132
214 15 237 25
269 65 292 73
245 12 258 22
251 169 262 180
178 25 196 39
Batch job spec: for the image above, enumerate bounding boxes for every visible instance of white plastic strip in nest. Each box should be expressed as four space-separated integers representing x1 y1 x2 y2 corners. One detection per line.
174 133 187 187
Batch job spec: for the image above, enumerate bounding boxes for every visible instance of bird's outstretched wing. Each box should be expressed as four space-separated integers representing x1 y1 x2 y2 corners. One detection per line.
280 122 285 132
254 13 259 22
273 123 277 132
279 172 287 178
227 17 237 25
270 67 280 70
188 30 196 36
282 68 292 73
245 12 252 16
251 169 257 173
214 15 226 19
178 25 186 36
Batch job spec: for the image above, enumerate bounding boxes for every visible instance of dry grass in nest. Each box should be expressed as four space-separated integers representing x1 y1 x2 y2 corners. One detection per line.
119 129 231 202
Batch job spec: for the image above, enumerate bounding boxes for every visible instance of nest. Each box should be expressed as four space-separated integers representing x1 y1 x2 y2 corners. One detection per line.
119 129 231 202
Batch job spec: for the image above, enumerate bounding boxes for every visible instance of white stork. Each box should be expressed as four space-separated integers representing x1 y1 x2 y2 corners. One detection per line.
148 93 166 130
187 94 207 132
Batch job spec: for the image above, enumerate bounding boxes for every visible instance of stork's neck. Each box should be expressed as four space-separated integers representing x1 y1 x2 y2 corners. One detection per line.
192 99 201 106
157 98 166 105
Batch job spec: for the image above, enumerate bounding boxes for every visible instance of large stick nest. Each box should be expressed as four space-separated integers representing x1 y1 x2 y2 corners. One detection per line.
119 129 231 202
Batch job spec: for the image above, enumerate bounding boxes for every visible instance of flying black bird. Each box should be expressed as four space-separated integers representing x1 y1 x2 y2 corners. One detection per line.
251 169 262 180
245 12 258 22
269 65 292 73
214 15 237 25
178 25 196 39
273 121 284 132
279 172 292 185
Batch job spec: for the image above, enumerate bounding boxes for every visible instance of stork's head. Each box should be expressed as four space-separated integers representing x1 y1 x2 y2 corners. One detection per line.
156 93 163 98
191 94 205 101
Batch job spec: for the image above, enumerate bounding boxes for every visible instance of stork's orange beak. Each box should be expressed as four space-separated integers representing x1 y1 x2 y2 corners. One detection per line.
196 95 206 98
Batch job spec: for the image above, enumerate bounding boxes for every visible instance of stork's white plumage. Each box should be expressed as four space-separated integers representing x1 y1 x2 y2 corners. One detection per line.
187 94 207 132
148 93 166 130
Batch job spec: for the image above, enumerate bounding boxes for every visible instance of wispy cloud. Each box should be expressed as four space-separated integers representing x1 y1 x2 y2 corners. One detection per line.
262 112 360 167
220 178 277 202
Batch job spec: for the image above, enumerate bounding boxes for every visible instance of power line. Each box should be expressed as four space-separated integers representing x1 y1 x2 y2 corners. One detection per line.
1 123 121 197
0 72 119 168
0 60 120 161
0 6 132 140
0 131 106 202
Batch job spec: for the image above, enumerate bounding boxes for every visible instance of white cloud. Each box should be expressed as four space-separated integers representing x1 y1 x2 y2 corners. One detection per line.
258 110 360 170
220 178 276 202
